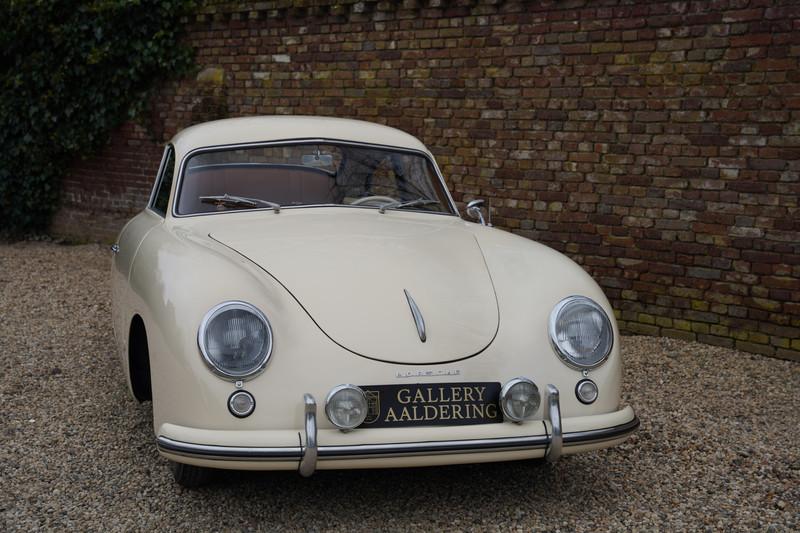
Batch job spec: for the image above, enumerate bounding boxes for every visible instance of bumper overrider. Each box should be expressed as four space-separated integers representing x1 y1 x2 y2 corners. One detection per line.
156 385 639 476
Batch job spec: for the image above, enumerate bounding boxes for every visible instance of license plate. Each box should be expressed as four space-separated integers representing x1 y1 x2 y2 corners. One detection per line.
358 382 502 428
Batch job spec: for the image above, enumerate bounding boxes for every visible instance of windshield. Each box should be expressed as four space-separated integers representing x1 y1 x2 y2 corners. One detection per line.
175 143 454 216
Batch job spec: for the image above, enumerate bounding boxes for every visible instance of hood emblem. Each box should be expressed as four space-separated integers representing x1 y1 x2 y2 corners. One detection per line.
403 289 426 343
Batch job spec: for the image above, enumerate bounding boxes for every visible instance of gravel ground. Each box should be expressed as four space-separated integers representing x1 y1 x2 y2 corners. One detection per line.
1 241 798 532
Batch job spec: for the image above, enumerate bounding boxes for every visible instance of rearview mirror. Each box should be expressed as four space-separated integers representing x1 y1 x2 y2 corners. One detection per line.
466 199 487 226
302 153 333 167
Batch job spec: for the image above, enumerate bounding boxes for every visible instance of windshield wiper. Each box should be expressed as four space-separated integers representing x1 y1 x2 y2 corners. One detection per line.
199 194 280 213
378 197 439 214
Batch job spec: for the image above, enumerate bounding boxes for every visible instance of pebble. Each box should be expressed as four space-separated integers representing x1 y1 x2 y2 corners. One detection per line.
0 242 798 531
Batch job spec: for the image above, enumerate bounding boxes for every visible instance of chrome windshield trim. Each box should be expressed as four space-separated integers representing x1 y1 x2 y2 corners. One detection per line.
403 289 427 343
169 138 459 219
156 416 639 462
147 144 177 218
169 203 460 219
147 145 171 210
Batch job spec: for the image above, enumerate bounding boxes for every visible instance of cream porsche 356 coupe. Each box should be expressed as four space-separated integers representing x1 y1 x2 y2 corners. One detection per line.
111 116 638 487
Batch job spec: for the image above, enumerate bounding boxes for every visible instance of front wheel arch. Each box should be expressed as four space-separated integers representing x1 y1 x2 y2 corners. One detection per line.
128 315 152 402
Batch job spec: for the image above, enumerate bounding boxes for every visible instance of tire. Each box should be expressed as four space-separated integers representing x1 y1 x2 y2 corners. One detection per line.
128 316 152 403
170 461 211 488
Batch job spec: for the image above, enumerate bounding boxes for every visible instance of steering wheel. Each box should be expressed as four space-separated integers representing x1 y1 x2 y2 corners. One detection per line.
350 195 398 207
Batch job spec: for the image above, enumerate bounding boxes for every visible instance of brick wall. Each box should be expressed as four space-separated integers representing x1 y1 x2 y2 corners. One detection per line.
54 0 800 361
53 122 163 241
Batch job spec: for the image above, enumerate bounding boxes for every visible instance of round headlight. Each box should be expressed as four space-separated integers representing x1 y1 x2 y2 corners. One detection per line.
500 378 541 422
198 301 273 380
549 296 613 369
325 385 368 430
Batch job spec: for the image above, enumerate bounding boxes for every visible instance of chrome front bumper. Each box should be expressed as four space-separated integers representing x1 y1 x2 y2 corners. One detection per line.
156 385 639 476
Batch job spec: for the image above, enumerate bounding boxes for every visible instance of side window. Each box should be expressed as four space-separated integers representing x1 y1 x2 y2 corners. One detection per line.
151 146 176 216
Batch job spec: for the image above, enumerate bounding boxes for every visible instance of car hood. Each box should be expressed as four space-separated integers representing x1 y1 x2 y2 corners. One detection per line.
208 210 498 364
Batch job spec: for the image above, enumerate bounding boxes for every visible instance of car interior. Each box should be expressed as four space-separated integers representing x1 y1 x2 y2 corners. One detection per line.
177 163 336 213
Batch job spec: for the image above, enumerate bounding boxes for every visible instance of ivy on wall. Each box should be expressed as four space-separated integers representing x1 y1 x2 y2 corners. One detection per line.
0 0 195 237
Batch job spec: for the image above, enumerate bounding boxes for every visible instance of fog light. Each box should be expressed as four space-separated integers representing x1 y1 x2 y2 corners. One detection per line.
228 390 256 418
576 379 598 404
325 384 368 430
500 377 540 423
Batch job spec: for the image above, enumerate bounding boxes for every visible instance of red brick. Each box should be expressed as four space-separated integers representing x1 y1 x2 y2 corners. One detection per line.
730 34 772 47
52 0 799 362
723 9 764 23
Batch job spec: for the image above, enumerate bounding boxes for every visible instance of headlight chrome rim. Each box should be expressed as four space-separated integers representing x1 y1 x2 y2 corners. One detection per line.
548 295 614 370
325 384 368 431
197 300 273 381
500 377 541 423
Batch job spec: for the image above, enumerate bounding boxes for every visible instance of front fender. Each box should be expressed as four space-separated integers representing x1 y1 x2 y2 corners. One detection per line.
471 223 623 417
111 209 162 397
127 223 318 434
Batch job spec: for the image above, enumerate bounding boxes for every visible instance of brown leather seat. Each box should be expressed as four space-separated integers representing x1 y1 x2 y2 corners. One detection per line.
177 164 335 214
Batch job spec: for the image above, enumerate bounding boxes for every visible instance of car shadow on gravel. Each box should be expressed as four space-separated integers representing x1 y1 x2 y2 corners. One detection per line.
126 384 621 527
168 454 621 527
127 395 625 527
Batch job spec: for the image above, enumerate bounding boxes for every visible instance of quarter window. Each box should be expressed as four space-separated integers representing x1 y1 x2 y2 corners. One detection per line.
152 146 176 216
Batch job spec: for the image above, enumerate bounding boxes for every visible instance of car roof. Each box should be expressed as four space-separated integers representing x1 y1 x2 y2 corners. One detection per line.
170 116 430 155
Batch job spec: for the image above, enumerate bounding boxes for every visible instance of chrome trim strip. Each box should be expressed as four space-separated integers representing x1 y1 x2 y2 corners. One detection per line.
403 289 427 343
156 436 302 460
176 203 459 217
155 416 639 462
545 384 563 462
317 434 549 458
299 393 318 477
170 138 459 219
562 416 639 444
147 145 171 211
